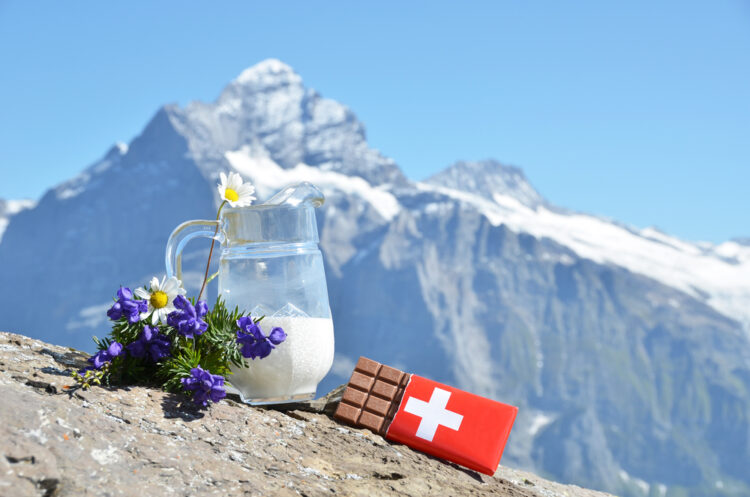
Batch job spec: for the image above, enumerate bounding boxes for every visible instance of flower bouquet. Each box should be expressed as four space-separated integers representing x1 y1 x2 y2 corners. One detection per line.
72 173 287 407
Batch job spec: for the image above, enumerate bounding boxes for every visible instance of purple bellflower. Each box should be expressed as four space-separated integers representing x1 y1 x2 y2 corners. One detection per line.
127 325 171 362
88 341 124 369
236 316 287 360
181 366 226 406
107 287 148 323
167 295 208 339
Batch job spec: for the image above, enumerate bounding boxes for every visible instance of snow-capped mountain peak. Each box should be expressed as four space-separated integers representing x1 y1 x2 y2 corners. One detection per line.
426 160 545 208
231 58 301 89
215 59 305 119
171 59 406 186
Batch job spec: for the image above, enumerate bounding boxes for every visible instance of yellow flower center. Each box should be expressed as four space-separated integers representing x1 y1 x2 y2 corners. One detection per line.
225 188 239 202
150 291 169 309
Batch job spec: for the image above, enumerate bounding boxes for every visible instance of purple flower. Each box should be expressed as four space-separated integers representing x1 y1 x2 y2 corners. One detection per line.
236 316 287 360
268 327 286 344
181 366 226 406
127 325 171 362
167 295 208 339
107 287 148 323
88 341 124 369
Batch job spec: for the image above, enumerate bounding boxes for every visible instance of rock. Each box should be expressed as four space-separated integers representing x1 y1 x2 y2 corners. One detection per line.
0 332 612 497
262 385 346 416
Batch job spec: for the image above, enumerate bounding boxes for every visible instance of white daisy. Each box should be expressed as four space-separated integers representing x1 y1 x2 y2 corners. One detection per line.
135 276 186 325
217 172 255 207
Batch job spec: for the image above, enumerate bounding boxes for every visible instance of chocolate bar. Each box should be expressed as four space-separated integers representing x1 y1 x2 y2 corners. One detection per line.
333 356 410 435
334 357 518 476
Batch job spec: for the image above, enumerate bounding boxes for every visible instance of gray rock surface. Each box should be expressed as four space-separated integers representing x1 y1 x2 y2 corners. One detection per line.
0 332 612 497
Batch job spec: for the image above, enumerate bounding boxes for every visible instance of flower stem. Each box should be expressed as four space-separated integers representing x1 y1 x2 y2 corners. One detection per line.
197 200 227 302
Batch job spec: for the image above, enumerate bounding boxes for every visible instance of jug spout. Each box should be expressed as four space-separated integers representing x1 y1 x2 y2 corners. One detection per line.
263 182 324 208
220 182 324 247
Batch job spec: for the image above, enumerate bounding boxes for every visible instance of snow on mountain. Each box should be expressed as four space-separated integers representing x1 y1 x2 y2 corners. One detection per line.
226 146 401 222
232 58 302 88
170 58 406 188
1 59 749 497
422 167 750 330
426 159 545 208
0 198 36 243
715 238 750 263
0 199 36 215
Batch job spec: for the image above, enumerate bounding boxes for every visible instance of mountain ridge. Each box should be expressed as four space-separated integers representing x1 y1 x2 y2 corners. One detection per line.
426 159 546 209
1 59 748 497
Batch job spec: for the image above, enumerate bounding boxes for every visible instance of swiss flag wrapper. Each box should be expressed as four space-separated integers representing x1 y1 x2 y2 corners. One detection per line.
385 374 518 475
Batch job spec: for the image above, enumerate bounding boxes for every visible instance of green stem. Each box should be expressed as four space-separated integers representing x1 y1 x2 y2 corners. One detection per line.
197 201 227 302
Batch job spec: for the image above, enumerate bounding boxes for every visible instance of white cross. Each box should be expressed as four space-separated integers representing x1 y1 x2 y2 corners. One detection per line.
403 387 463 442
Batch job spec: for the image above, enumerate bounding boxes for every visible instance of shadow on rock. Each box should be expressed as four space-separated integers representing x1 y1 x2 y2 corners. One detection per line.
262 384 346 416
160 392 206 421
422 452 485 484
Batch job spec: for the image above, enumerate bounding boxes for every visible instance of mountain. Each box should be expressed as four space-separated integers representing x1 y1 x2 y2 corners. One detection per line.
426 159 545 208
1 59 749 497
0 198 35 243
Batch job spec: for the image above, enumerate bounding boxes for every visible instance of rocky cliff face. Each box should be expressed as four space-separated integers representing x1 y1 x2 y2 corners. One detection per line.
0 331 612 497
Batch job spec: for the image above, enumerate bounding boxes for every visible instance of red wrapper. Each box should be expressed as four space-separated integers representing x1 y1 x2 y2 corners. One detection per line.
385 374 518 475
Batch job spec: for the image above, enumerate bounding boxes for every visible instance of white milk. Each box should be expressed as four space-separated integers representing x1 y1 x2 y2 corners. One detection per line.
228 316 334 404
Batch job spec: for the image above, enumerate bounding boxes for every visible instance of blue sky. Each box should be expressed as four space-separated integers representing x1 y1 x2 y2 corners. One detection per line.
0 1 748 243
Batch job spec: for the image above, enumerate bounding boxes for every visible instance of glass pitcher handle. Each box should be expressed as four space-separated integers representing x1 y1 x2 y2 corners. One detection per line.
165 220 224 283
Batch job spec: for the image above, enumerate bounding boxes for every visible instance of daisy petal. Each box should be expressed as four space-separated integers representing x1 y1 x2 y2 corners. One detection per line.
162 277 178 294
228 172 243 189
237 184 255 196
134 288 150 299
150 276 160 291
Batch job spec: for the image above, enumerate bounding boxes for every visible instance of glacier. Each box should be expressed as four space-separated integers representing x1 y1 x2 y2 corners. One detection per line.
418 176 750 331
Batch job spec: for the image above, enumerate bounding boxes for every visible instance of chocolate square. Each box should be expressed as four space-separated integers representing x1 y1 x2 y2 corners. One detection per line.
332 356 411 436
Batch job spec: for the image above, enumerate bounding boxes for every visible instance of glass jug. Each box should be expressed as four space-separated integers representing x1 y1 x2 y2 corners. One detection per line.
165 182 334 405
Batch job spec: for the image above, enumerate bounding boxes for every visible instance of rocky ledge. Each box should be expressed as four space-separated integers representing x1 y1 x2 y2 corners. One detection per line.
0 332 612 497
